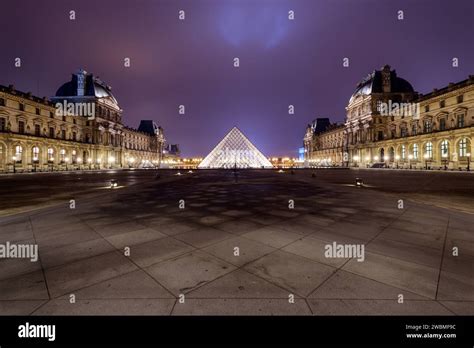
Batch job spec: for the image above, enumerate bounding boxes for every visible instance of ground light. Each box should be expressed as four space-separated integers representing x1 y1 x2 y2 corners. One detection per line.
110 179 118 188
277 169 284 173
188 170 193 173
176 172 182 176
355 177 363 187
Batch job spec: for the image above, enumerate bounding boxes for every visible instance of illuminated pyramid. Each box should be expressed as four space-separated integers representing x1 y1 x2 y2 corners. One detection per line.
198 127 273 169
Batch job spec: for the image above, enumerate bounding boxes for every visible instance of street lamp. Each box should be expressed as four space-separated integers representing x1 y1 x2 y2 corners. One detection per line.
353 155 359 167
408 154 413 169
97 158 102 170
65 157 69 171
108 156 115 168
12 156 16 173
423 153 429 170
87 157 92 170
395 155 400 169
77 158 82 170
374 155 379 162
467 153 471 171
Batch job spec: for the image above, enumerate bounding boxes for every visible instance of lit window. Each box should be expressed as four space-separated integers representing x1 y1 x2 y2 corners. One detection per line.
48 148 54 162
401 145 406 160
457 114 465 128
425 142 433 159
32 147 39 162
440 140 449 158
413 144 418 160
459 138 469 157
15 145 23 162
60 149 66 162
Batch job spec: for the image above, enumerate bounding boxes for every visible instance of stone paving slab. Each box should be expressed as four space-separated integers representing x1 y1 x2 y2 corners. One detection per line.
33 299 176 315
172 299 311 315
146 251 236 295
307 299 453 315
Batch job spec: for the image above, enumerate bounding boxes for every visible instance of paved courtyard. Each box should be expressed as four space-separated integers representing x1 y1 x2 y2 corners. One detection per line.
0 169 473 315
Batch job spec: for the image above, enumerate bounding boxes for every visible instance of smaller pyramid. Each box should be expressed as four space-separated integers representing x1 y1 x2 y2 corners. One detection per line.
198 127 273 169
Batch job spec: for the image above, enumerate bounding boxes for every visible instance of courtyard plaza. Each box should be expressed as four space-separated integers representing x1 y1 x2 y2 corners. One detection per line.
0 168 473 315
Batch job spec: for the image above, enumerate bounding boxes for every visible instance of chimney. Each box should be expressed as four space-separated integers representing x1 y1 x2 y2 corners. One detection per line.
381 65 391 93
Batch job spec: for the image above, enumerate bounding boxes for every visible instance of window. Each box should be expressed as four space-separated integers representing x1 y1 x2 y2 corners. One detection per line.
376 100 382 112
401 128 408 137
0 117 5 131
423 120 432 133
411 124 417 136
19 103 24 111
48 148 54 162
60 149 66 162
439 118 446 131
440 140 449 158
425 142 433 159
35 124 41 136
15 145 22 162
36 108 40 115
32 147 39 162
459 138 468 157
73 119 76 124
62 116 66 121
18 121 25 134
457 114 465 128
72 150 77 164
424 105 429 112
413 144 419 160
0 98 5 106
62 129 66 139
50 111 54 118
439 100 445 108
72 132 77 141
49 127 55 138
457 95 464 104
401 145 406 160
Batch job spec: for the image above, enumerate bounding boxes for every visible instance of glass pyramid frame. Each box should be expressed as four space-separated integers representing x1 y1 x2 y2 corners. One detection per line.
198 127 273 169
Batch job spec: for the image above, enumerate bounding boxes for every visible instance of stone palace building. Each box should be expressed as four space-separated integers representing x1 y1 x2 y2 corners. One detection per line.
304 65 473 170
0 69 166 172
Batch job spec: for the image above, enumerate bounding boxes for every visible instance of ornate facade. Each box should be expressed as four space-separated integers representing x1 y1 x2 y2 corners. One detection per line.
304 118 345 166
0 69 166 172
305 65 474 170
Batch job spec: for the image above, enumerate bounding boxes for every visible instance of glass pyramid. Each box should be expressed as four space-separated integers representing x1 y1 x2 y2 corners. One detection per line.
198 127 273 169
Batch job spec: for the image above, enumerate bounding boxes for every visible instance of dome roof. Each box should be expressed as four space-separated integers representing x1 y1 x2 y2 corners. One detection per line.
349 65 414 103
55 69 119 107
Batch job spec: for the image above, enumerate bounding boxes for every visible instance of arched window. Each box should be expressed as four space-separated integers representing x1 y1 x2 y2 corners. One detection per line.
401 145 406 160
32 146 39 163
459 138 470 157
15 145 23 162
71 150 77 164
440 140 449 158
48 148 54 163
60 149 66 162
424 142 433 159
412 144 418 160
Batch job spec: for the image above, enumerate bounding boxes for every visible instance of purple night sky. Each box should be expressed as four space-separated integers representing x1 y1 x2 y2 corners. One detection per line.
1 0 473 157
